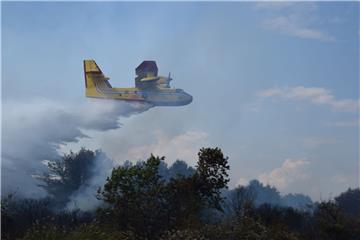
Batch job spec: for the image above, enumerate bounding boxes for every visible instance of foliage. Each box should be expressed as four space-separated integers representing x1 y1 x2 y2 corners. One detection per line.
1 194 94 240
230 180 313 210
160 229 208 240
233 216 269 240
248 180 282 206
313 201 360 240
335 187 360 218
227 185 256 219
22 223 67 240
98 154 168 238
1 195 54 239
196 147 230 211
2 147 360 240
22 222 137 240
281 193 313 210
36 148 105 206
158 159 196 180
98 147 230 238
64 223 136 240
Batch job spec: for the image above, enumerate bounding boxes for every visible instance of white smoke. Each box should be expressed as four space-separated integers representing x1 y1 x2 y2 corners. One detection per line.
1 98 152 199
66 151 113 211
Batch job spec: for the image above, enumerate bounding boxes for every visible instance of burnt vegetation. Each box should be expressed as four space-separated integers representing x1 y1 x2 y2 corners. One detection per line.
2 148 360 240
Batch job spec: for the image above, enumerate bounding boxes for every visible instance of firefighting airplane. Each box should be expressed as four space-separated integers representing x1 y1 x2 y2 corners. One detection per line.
83 60 192 106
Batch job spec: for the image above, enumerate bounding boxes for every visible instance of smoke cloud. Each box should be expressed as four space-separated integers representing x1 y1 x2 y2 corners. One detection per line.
66 151 114 211
1 98 152 199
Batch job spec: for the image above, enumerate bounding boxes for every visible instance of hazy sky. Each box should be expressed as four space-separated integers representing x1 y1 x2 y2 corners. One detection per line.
2 2 359 200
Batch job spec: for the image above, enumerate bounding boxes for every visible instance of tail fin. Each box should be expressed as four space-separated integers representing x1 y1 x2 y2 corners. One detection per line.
84 59 103 73
83 60 111 96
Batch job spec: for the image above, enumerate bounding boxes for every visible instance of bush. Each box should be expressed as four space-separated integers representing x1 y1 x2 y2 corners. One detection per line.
23 223 67 240
65 223 136 240
160 229 208 240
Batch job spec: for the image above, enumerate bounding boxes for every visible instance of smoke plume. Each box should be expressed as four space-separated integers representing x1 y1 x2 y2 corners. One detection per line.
66 151 114 211
1 99 152 199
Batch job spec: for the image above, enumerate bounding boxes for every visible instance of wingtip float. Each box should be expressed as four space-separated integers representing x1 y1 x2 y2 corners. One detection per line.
83 60 192 106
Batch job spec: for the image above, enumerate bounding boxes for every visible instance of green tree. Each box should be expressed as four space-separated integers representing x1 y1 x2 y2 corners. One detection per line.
228 185 256 220
335 188 360 218
98 154 168 239
314 201 356 240
165 147 230 228
196 147 230 210
65 223 136 240
98 148 231 238
1 195 54 239
165 174 203 228
37 148 102 206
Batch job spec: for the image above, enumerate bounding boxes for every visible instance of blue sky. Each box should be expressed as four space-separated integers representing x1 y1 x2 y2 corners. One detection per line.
2 2 359 199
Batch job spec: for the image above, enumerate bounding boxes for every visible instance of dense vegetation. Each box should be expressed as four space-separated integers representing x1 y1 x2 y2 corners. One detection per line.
2 148 360 240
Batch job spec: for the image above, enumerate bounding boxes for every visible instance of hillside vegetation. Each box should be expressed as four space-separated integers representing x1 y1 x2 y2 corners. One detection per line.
2 148 360 240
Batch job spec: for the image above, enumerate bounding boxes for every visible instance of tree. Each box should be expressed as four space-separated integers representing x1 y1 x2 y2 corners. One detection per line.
228 186 256 220
314 201 357 240
164 148 230 228
165 173 203 228
98 148 231 238
247 180 282 206
168 160 195 179
281 193 313 210
335 188 360 218
196 147 230 211
158 159 195 181
1 195 53 239
37 148 103 206
98 154 168 239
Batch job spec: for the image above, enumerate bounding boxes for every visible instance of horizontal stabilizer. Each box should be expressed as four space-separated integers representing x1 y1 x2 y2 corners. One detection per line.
136 61 158 76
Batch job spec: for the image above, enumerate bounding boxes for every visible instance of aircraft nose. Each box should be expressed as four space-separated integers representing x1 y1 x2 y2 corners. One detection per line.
184 93 193 104
188 94 193 103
